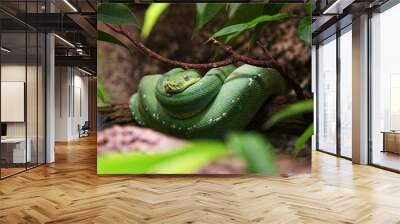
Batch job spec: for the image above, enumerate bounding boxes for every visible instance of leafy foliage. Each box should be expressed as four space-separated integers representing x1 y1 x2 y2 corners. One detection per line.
263 99 314 155
297 3 312 44
98 132 280 174
97 3 310 55
248 4 283 46
294 123 313 154
298 16 311 45
141 3 170 39
227 3 241 18
225 4 265 26
297 4 312 45
206 3 283 43
211 4 283 44
212 13 290 42
97 80 108 106
97 3 140 27
195 3 225 32
98 141 230 174
97 30 129 50
305 3 312 15
263 99 313 130
227 132 277 174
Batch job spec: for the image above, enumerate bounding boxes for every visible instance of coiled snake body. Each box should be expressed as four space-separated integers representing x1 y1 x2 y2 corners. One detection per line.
130 64 286 138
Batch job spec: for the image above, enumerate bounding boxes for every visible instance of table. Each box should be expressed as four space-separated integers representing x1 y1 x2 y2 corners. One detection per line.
1 138 31 163
382 131 400 154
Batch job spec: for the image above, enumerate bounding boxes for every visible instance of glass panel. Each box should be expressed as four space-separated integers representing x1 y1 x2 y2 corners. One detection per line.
1 30 27 177
27 31 38 169
371 4 400 171
38 32 45 165
317 35 337 154
0 0 46 178
312 46 317 151
26 0 39 169
339 27 352 158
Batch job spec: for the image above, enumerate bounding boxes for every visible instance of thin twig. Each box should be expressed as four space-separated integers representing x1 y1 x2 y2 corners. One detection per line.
256 40 305 100
210 38 277 68
256 41 273 60
106 24 236 69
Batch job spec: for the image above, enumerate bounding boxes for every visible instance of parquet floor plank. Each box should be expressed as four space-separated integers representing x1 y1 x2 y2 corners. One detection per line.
0 135 399 223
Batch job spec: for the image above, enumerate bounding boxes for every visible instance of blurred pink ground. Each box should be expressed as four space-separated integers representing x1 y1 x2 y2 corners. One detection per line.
97 125 310 175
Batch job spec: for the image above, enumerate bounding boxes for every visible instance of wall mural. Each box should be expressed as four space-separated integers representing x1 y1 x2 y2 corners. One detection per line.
97 3 312 175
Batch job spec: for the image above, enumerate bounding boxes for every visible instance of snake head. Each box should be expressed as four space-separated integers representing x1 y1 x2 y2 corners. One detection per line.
164 81 180 92
163 69 202 93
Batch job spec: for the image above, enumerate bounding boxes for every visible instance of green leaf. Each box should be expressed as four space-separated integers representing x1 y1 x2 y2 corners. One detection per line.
251 4 284 44
97 30 129 50
263 4 284 15
141 3 169 39
97 3 140 27
227 3 242 18
225 4 284 44
246 13 290 29
97 79 108 105
304 3 312 15
220 4 265 43
212 13 290 39
298 16 311 45
226 4 264 25
226 132 277 174
212 23 248 39
195 3 225 32
263 99 313 130
249 24 264 47
97 141 230 174
294 123 313 155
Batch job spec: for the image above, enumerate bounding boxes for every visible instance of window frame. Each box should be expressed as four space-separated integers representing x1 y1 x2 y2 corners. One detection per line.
367 0 400 173
315 21 353 161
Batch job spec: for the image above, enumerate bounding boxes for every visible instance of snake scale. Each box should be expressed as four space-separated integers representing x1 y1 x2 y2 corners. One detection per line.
129 64 287 138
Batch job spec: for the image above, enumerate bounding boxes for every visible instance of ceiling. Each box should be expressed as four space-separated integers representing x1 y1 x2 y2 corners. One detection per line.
0 0 96 74
1 32 45 64
312 0 390 44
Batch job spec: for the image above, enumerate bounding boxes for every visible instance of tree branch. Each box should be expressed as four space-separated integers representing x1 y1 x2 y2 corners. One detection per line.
106 24 236 69
255 40 305 100
102 24 306 100
210 38 276 68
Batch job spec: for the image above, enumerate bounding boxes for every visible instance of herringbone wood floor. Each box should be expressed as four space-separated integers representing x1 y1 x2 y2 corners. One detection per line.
0 135 399 224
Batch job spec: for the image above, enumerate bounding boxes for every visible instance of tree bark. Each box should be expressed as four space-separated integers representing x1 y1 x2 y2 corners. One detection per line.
98 104 133 130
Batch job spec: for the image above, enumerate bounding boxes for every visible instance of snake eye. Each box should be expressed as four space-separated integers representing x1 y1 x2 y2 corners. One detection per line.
183 73 189 81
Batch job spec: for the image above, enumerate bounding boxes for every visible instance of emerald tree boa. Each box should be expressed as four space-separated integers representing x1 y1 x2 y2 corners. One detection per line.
130 64 286 138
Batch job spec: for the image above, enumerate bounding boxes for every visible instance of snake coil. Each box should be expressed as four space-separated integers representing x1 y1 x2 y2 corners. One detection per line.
130 64 286 138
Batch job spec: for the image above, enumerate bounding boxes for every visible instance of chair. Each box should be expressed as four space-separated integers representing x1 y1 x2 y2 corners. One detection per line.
79 121 90 138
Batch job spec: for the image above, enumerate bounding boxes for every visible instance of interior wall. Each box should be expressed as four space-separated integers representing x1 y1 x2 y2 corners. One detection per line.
55 66 69 141
73 72 89 137
0 64 38 138
55 67 89 141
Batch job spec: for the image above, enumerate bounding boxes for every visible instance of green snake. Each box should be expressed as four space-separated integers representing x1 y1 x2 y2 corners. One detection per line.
129 64 287 138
